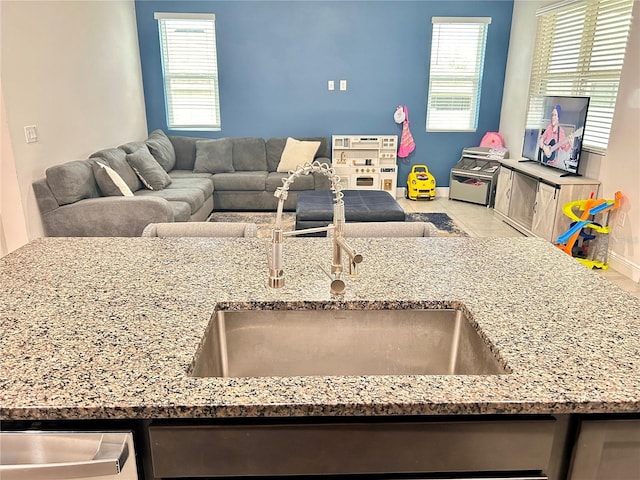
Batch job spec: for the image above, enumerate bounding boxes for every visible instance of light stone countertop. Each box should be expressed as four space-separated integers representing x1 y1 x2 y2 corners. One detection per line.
1 236 639 420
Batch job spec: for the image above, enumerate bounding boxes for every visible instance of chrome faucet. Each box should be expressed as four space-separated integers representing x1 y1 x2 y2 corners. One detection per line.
267 161 363 294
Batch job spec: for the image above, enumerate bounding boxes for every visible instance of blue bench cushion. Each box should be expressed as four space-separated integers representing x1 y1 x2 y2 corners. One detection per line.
296 190 405 232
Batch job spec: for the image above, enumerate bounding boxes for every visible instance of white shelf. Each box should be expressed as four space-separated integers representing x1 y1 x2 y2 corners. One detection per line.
331 135 398 198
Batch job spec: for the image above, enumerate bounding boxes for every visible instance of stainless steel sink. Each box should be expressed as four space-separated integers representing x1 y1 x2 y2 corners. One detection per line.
191 308 507 378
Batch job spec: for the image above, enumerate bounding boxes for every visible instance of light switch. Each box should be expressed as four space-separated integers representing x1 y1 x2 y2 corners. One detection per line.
328 80 335 91
339 80 347 91
24 125 38 143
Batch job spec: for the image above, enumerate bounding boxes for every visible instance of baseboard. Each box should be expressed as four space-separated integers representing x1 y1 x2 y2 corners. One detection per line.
608 251 640 283
437 187 450 198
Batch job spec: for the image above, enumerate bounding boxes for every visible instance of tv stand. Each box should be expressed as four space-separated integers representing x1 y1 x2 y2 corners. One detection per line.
494 158 600 242
559 171 582 178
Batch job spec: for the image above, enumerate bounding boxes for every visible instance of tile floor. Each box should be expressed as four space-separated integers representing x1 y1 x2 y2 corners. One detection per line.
397 194 640 299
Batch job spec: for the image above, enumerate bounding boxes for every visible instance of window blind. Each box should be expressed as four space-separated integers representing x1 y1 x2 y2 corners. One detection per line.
529 0 633 152
426 17 491 132
154 13 221 130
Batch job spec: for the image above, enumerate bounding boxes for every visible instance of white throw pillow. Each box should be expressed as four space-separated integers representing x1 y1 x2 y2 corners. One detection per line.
276 137 321 173
97 162 134 196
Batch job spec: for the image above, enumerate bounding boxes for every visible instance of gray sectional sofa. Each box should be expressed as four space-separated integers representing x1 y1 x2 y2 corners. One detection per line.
33 131 331 237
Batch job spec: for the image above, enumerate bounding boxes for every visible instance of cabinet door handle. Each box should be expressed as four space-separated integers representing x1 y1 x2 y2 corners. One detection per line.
0 432 131 480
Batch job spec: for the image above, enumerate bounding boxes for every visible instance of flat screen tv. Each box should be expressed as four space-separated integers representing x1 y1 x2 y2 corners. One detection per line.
521 95 590 176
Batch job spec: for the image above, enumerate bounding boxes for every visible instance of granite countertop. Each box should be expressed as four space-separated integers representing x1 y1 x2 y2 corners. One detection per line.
1 236 639 420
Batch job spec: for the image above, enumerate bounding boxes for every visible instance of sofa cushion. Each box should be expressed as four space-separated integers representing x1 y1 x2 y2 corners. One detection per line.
168 170 213 180
45 160 100 206
267 137 329 172
92 161 134 196
145 129 176 172
231 138 267 171
194 138 234 173
168 177 214 199
168 136 198 171
134 188 205 215
89 147 142 192
212 171 267 191
277 137 321 173
265 172 314 192
127 147 172 191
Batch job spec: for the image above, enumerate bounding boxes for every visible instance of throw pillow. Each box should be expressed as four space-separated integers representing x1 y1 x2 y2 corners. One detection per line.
126 147 172 191
194 139 234 174
89 148 141 192
145 129 176 172
276 137 321 173
92 161 134 196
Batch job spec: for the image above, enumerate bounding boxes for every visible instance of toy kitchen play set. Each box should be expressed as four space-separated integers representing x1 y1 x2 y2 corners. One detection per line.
331 135 398 198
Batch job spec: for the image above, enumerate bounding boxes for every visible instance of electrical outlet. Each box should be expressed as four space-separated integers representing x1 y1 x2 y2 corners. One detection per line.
339 79 347 91
24 125 38 143
328 80 334 91
618 212 626 227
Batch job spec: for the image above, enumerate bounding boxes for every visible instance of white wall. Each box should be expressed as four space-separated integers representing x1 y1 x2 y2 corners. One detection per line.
1 89 28 255
500 0 640 282
0 0 147 250
600 2 640 281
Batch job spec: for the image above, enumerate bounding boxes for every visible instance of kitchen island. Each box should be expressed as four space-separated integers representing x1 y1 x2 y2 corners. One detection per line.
1 236 639 478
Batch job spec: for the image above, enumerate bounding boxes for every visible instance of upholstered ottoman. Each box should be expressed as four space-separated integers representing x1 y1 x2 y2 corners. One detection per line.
295 190 405 235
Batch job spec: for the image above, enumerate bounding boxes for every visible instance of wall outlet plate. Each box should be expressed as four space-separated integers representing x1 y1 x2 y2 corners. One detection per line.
24 125 38 143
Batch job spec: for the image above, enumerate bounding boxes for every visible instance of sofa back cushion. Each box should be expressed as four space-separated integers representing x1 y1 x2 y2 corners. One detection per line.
89 147 142 192
266 137 329 172
194 138 234 174
145 130 176 172
45 160 100 206
232 138 267 171
168 136 198 170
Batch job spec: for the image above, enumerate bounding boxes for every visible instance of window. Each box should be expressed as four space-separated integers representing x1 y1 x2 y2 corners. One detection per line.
426 17 491 132
529 0 633 152
154 12 221 130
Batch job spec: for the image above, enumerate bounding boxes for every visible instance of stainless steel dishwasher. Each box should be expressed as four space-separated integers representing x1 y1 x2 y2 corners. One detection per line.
0 430 138 480
148 418 564 479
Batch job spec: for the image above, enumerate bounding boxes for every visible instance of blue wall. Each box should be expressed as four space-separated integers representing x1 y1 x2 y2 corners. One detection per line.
135 1 513 187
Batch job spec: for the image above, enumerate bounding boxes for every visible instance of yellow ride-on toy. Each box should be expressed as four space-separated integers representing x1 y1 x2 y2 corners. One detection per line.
406 165 436 200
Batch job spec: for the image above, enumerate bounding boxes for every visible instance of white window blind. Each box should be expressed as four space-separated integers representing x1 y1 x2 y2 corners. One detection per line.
426 17 491 132
529 0 633 152
154 12 221 130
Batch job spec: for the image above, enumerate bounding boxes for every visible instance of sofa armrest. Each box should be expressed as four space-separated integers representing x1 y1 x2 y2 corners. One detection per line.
40 196 175 237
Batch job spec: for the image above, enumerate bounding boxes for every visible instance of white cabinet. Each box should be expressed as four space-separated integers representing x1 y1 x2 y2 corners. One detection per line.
494 166 513 216
494 159 600 242
569 419 640 480
532 182 559 240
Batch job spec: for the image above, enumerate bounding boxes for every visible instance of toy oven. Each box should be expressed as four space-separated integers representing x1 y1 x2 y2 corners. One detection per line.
351 173 379 189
